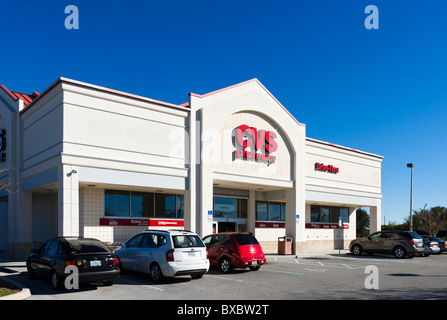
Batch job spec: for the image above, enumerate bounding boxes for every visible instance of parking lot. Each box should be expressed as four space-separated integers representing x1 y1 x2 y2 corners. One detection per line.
2 252 447 301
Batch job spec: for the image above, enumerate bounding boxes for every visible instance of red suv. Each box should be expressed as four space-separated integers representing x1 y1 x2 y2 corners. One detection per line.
202 232 266 273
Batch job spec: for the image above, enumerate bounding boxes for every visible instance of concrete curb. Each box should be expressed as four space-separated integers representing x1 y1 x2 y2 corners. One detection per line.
0 277 31 300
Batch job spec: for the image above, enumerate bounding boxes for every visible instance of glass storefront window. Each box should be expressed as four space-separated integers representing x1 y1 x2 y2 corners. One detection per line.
311 205 349 223
105 190 183 219
213 197 247 219
155 194 177 218
321 207 330 223
280 203 286 221
176 195 184 219
256 201 286 222
105 190 130 217
269 203 281 221
340 207 349 223
256 202 268 221
214 197 238 218
130 192 154 218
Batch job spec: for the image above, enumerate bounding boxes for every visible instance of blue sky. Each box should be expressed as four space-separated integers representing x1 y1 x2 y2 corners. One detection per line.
1 1 446 224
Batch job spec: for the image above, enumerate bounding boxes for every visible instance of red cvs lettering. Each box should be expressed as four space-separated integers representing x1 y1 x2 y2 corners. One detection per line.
236 125 278 153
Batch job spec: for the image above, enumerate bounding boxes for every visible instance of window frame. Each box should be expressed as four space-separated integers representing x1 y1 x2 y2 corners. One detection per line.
104 190 184 219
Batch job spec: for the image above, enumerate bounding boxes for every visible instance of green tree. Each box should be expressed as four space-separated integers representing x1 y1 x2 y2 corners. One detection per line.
412 205 447 236
356 208 370 238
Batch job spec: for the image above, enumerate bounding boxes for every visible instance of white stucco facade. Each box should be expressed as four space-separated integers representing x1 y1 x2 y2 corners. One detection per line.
0 78 383 259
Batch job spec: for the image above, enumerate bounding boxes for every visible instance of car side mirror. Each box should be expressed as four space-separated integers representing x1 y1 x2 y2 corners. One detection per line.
366 236 371 241
122 243 127 248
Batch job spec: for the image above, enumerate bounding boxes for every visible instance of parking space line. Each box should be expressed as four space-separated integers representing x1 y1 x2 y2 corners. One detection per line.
325 256 408 264
119 278 164 291
261 268 303 276
269 258 367 270
205 275 243 283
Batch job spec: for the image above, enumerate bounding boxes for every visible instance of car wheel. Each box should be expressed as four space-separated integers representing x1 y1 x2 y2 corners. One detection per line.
393 246 407 258
249 266 261 271
27 262 36 280
150 263 164 283
220 257 233 273
352 244 363 256
51 271 63 291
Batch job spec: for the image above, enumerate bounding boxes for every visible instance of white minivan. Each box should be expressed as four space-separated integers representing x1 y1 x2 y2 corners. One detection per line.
114 230 209 282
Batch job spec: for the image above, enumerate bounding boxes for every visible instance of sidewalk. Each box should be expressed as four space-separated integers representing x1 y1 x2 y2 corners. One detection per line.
0 259 31 300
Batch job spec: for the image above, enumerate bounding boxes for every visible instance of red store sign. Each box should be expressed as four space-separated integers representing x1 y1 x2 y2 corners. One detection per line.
305 223 349 229
315 162 339 174
234 124 278 165
100 218 184 227
255 222 285 228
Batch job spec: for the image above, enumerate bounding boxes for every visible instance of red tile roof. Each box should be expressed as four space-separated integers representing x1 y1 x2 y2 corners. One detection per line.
0 84 39 108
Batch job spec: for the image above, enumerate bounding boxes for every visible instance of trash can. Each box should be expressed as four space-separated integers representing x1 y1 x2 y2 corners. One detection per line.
278 236 292 255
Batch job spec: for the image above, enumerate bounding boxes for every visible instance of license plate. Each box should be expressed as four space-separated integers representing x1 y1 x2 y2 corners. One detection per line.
188 252 196 257
252 260 258 266
90 260 101 267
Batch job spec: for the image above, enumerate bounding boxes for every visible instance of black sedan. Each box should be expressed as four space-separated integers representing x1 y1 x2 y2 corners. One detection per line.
26 237 120 290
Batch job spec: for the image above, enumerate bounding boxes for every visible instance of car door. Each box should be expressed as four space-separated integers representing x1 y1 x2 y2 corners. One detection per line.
30 240 51 277
203 235 222 265
134 233 158 273
39 240 62 279
363 232 383 252
380 232 397 252
117 233 144 271
203 235 216 265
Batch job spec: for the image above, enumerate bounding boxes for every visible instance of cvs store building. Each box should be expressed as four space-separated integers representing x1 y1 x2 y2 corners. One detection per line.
0 78 383 258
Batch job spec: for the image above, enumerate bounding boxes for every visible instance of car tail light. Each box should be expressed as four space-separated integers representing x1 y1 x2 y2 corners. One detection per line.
444 243 447 248
408 239 415 246
206 248 209 260
166 249 175 262
65 260 76 266
105 257 119 266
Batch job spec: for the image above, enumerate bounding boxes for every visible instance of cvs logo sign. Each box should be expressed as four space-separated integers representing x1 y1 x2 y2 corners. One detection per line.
236 124 278 153
234 125 278 165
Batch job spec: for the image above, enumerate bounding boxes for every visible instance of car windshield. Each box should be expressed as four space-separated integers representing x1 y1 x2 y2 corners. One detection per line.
235 234 259 245
172 235 205 248
67 239 110 254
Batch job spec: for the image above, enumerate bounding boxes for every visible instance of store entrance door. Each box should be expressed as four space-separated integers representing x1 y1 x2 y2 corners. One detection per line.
218 222 236 233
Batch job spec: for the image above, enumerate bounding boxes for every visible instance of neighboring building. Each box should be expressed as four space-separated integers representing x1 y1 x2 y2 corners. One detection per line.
0 78 383 259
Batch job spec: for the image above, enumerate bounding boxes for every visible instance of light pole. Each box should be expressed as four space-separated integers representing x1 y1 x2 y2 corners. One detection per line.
407 163 414 231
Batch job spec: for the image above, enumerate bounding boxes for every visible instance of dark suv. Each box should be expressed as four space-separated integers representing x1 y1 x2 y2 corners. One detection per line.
349 230 424 258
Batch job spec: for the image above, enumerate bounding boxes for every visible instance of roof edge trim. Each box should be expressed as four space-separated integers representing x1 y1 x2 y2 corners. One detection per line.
306 137 384 159
20 77 190 114
189 78 305 127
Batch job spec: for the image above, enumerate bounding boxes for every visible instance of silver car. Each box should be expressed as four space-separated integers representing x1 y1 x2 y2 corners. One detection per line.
114 230 209 282
420 236 440 257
